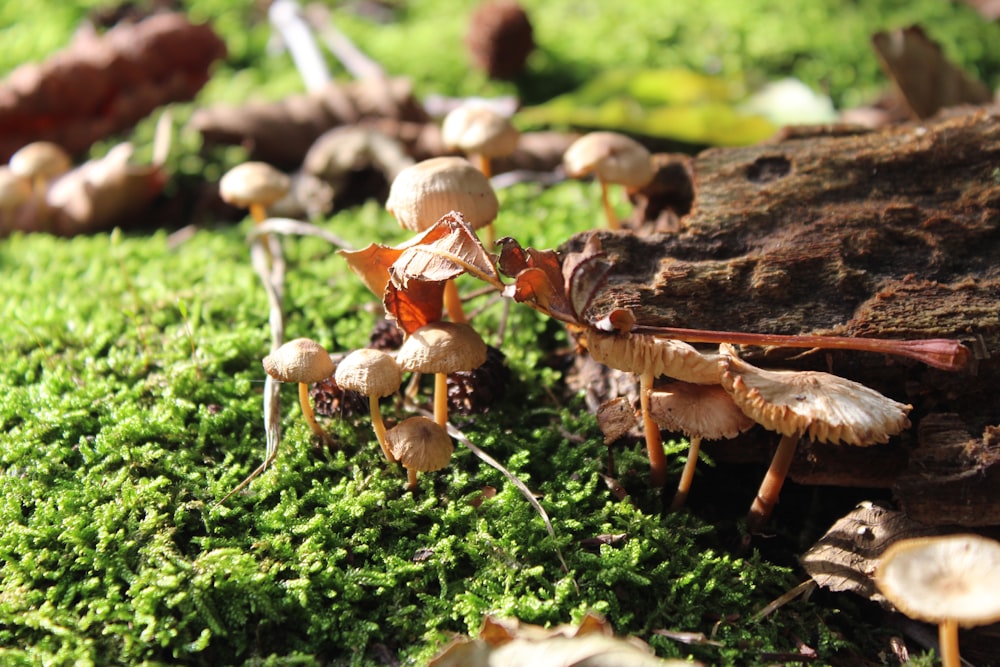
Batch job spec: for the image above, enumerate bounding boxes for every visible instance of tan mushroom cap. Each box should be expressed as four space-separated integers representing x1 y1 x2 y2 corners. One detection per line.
876 534 1000 627
718 344 911 445
649 382 754 440
386 416 454 471
586 330 723 385
0 167 31 208
441 105 520 158
334 348 403 398
396 321 487 374
262 338 335 384
9 142 71 182
219 161 291 209
562 131 654 188
386 156 499 232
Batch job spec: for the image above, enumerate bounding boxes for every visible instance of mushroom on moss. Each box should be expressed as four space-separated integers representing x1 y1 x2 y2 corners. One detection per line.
877 534 1000 667
441 104 520 180
395 321 487 428
386 415 454 491
562 131 653 230
718 344 911 531
585 327 723 487
334 347 403 463
0 167 32 231
219 161 291 223
263 338 336 444
9 141 71 196
386 156 499 320
649 381 754 510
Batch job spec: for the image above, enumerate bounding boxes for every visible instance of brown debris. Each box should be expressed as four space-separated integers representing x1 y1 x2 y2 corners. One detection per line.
466 1 535 80
0 13 226 161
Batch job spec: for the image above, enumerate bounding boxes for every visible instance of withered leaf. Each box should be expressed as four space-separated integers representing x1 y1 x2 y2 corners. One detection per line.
384 278 445 334
390 211 500 289
562 235 614 323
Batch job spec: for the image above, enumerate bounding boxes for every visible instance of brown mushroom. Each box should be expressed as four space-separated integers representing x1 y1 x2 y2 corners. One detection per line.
648 382 754 510
395 321 487 427
262 338 336 443
0 167 32 232
9 141 72 196
718 344 911 531
562 131 653 230
876 534 1000 667
219 161 291 223
386 415 454 491
334 348 403 463
386 157 499 320
585 327 723 487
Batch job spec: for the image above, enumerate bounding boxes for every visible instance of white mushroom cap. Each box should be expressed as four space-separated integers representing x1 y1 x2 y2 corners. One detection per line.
396 321 487 374
586 330 723 385
386 156 499 232
562 131 654 188
219 161 291 209
334 348 403 398
441 104 520 158
718 344 911 445
9 141 71 183
877 534 1000 627
262 338 335 384
386 416 454 472
649 382 754 440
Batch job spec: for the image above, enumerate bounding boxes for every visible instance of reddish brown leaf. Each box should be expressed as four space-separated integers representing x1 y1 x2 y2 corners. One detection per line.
384 279 445 334
340 242 405 300
390 211 500 288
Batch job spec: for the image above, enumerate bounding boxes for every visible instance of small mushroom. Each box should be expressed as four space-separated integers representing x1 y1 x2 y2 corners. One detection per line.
0 167 32 232
219 161 291 224
334 348 403 463
262 338 336 443
648 382 754 510
876 534 1000 667
395 321 487 428
9 141 72 196
385 415 454 491
585 328 723 487
386 157 499 321
562 131 654 230
719 344 911 531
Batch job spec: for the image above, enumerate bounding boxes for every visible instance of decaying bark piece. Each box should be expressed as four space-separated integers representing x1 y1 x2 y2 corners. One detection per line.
571 106 1000 525
0 13 226 161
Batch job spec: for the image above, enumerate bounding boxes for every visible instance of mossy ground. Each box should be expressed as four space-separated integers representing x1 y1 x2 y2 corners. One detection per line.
3 1 998 665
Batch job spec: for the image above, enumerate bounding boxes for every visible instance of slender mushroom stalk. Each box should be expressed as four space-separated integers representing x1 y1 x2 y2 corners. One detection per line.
334 348 403 462
718 344 911 531
876 534 1000 667
385 416 454 491
648 382 754 510
395 321 487 428
219 161 291 262
386 156 499 322
563 131 654 230
585 328 723 487
262 338 336 444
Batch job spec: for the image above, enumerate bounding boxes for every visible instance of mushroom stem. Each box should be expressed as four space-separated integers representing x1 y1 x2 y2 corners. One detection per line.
747 432 800 531
433 372 449 427
639 370 668 487
598 179 620 230
298 381 330 443
939 619 960 667
443 279 468 323
406 466 419 491
249 203 274 262
670 435 702 510
369 395 395 462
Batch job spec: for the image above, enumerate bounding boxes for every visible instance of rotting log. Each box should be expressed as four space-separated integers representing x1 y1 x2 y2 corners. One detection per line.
567 106 1000 526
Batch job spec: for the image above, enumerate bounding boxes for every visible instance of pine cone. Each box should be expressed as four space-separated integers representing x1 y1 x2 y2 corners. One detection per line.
310 376 368 418
448 345 509 415
466 1 535 80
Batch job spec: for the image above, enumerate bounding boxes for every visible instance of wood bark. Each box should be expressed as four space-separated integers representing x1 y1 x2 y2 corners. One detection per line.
569 106 1000 526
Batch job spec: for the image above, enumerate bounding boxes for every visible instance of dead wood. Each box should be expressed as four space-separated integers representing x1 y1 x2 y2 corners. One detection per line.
568 106 1000 525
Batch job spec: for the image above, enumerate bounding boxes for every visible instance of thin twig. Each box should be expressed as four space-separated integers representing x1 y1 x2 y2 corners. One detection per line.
249 216 355 251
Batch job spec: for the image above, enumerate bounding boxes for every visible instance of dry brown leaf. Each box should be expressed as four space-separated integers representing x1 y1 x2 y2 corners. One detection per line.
390 211 500 288
871 25 992 119
0 13 225 161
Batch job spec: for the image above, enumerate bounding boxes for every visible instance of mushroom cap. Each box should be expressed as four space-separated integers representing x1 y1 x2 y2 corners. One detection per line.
586 329 723 385
386 156 499 231
395 321 487 374
0 167 31 209
262 338 335 384
386 415 454 471
876 534 1000 628
9 141 72 182
649 382 754 440
219 161 291 209
334 348 403 398
562 131 654 188
718 345 911 445
441 105 520 158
